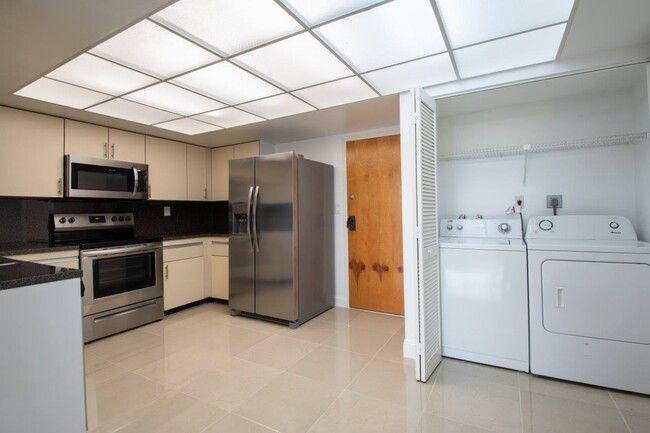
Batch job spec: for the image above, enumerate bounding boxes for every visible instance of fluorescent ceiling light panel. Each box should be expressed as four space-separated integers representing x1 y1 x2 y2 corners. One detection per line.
46 54 157 96
454 24 567 79
124 82 224 116
193 107 265 128
14 78 112 109
87 99 180 125
438 0 574 48
282 0 386 25
363 53 456 95
293 77 376 109
237 94 315 119
172 62 281 105
316 0 446 72
90 20 218 79
233 33 351 90
154 118 221 135
153 0 302 56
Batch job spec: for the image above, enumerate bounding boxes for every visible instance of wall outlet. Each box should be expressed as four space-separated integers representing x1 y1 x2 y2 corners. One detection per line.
515 195 524 208
546 195 563 208
164 206 171 217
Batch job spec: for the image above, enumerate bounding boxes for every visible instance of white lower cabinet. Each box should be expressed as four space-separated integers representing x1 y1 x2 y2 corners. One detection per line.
210 239 229 300
163 242 205 311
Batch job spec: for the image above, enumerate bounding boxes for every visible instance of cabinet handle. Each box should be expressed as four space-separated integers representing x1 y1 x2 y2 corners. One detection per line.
204 188 207 200
103 143 108 158
57 178 62 196
111 143 115 159
148 184 151 198
165 264 169 279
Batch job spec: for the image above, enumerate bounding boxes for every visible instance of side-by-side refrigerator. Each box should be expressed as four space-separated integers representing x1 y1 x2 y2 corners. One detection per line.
229 152 334 328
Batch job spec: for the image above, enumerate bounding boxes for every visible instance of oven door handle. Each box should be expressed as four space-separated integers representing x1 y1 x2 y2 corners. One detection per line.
81 244 161 257
132 167 139 197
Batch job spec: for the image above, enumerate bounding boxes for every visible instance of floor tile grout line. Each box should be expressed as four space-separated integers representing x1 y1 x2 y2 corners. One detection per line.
609 390 634 433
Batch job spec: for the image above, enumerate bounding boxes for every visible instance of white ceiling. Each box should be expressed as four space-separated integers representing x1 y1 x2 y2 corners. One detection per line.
1 0 649 147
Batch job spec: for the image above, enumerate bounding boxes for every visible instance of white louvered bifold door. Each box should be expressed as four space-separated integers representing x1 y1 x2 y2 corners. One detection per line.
413 88 441 382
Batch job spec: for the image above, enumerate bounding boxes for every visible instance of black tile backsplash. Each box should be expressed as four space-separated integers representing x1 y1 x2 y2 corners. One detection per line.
0 198 229 244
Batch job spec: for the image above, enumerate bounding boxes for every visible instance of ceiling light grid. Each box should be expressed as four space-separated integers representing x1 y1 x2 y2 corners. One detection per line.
14 0 576 135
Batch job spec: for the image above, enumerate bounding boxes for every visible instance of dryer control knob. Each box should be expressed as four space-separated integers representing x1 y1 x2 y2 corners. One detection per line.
457 225 463 230
610 221 620 229
498 223 511 233
539 219 553 231
446 224 453 230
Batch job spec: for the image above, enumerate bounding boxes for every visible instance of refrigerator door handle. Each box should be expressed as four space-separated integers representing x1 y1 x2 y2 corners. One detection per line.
247 186 254 251
252 185 260 252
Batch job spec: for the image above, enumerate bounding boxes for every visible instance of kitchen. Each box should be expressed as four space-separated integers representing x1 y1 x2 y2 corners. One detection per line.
1 0 650 432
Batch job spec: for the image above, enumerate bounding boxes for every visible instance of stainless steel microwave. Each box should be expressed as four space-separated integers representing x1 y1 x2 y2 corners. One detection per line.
65 155 149 199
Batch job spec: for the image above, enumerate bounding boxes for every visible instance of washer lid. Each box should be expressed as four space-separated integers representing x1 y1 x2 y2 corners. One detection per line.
440 237 526 251
526 238 650 254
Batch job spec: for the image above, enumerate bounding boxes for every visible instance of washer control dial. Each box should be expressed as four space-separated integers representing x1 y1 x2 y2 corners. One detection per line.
446 224 453 230
539 219 553 231
609 221 620 229
457 225 463 231
498 223 511 234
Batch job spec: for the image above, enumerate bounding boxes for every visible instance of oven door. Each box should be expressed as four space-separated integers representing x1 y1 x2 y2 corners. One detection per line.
81 243 163 316
65 154 148 199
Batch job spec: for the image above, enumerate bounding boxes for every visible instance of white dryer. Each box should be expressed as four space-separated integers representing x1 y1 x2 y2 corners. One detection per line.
440 218 529 372
527 215 650 394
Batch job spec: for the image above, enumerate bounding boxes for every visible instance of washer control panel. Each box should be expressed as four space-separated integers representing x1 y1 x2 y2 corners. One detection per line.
441 218 522 239
526 215 638 241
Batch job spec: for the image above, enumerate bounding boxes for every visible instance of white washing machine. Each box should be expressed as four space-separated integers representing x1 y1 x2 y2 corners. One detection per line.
440 218 529 372
527 215 650 394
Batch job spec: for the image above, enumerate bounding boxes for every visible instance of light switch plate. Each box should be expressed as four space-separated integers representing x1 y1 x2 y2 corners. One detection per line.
164 206 171 217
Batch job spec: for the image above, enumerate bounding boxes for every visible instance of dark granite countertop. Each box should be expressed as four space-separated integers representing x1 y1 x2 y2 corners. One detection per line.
0 242 79 257
162 233 229 241
0 257 82 291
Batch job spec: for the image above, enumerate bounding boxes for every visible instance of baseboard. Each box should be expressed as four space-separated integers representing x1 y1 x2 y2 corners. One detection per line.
403 338 417 360
164 297 228 315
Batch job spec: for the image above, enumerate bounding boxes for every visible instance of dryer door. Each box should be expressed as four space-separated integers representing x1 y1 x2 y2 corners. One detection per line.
541 260 650 344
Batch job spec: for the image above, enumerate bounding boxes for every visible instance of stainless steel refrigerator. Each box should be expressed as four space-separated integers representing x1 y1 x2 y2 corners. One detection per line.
229 152 334 328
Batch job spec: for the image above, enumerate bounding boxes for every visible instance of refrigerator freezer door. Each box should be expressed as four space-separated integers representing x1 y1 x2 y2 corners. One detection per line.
255 153 298 321
229 157 256 314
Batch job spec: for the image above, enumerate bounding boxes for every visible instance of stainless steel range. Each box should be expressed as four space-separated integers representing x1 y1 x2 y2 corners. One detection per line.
52 213 163 342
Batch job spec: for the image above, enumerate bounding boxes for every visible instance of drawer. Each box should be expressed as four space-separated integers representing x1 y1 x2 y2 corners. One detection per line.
163 242 204 262
210 240 228 256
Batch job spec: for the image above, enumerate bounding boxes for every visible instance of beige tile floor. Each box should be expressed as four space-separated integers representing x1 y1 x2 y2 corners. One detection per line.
84 303 650 433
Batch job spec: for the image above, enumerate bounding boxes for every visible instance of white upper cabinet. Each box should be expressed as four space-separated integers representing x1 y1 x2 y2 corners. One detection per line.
210 146 234 201
145 136 187 200
65 120 145 163
233 140 260 159
0 107 64 198
187 144 209 201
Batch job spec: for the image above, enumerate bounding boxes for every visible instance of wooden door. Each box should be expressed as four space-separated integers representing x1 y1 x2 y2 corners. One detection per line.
347 134 404 315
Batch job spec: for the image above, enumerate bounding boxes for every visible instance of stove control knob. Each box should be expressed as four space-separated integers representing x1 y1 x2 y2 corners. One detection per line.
125 216 131 222
111 216 118 222
609 221 619 229
59 217 66 224
68 217 75 224
457 225 463 231
498 223 511 234
118 216 124 222
539 219 553 231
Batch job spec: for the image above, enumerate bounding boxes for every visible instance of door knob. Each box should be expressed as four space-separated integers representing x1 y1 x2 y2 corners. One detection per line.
346 216 356 231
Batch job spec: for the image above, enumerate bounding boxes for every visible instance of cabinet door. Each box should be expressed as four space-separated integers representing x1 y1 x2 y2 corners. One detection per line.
211 256 229 300
233 141 260 159
109 129 145 163
164 257 204 310
146 136 187 200
187 145 208 201
0 107 64 197
65 120 109 159
210 146 234 201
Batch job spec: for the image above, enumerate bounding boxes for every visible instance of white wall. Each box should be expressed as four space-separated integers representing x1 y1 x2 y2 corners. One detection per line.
274 125 399 307
634 65 650 241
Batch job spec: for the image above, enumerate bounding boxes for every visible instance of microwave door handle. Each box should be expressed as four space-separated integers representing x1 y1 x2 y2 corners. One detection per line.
132 167 138 197
247 186 254 252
